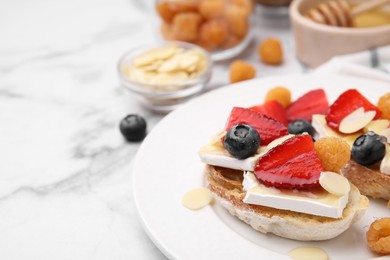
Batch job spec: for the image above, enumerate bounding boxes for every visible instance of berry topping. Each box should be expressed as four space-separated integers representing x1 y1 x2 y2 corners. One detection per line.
265 86 291 108
287 119 315 137
119 114 147 142
377 92 390 120
326 89 382 131
314 137 351 173
254 135 324 189
249 100 288 126
286 89 329 122
225 107 288 145
351 131 386 166
224 124 260 159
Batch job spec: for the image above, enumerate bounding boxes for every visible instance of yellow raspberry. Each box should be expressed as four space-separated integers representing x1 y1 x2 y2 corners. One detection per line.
378 93 390 120
314 137 351 173
258 38 283 65
229 60 256 83
265 86 291 108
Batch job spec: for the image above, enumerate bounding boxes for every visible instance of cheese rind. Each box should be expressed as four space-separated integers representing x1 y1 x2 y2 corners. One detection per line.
242 172 349 218
198 134 294 171
199 152 261 171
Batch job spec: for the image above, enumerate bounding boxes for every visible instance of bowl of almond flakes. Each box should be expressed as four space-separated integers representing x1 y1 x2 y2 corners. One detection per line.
118 41 212 113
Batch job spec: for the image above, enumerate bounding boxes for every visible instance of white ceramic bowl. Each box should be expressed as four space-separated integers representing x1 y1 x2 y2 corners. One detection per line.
154 0 254 61
118 41 212 113
290 0 390 68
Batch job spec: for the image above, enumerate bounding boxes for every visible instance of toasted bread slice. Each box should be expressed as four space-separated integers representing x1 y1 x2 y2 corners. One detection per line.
206 165 369 241
341 160 390 201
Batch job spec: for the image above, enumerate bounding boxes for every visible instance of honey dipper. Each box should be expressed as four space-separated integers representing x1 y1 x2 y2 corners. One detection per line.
305 0 390 27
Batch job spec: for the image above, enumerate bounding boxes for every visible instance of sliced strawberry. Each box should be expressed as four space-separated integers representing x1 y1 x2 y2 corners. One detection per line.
254 135 323 189
225 107 288 145
325 89 382 131
286 89 329 122
249 100 288 126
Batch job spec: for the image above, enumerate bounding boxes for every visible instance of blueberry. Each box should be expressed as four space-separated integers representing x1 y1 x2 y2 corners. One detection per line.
288 119 315 138
351 131 386 166
119 114 147 142
224 124 260 159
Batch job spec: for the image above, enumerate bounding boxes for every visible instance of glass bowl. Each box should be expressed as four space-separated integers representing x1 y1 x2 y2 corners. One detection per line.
155 0 254 61
118 41 212 113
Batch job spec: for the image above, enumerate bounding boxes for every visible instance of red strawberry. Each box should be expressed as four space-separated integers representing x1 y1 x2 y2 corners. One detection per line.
254 135 323 189
249 100 288 126
225 107 288 145
325 89 382 131
286 89 329 122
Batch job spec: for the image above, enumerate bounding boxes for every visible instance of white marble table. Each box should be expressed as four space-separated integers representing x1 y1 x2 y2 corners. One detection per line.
0 0 305 259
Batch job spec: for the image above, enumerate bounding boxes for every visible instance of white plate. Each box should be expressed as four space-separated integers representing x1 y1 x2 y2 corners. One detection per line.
133 74 390 260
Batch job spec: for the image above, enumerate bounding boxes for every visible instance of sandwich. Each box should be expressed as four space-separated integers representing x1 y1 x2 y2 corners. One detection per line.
199 99 369 241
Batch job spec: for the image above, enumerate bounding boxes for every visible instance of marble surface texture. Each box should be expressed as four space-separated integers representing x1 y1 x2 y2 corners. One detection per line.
0 0 307 259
